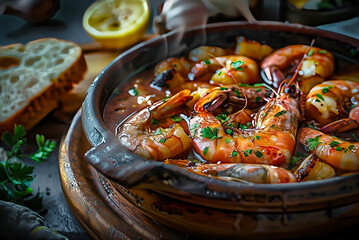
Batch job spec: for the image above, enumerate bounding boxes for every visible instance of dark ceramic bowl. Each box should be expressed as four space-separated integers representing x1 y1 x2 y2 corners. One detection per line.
82 21 359 238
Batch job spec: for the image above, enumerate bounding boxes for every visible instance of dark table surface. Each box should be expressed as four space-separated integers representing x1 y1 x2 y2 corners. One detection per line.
1 0 358 239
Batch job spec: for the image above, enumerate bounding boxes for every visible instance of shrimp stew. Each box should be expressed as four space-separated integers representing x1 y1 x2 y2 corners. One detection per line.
103 37 359 184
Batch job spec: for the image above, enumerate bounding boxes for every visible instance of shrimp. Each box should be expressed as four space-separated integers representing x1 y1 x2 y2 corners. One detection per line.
298 127 359 171
151 57 192 92
116 90 193 161
234 36 273 60
189 55 260 85
293 154 335 181
261 45 334 88
165 159 297 183
188 46 227 62
189 83 301 166
304 80 359 133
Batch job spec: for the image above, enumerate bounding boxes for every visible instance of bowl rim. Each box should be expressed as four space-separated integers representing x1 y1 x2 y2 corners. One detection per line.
82 21 359 207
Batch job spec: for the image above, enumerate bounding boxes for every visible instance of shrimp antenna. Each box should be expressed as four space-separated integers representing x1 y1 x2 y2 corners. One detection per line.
207 53 238 84
286 39 316 87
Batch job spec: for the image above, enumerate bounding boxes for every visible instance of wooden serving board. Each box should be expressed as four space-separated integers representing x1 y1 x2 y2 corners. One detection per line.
59 111 189 239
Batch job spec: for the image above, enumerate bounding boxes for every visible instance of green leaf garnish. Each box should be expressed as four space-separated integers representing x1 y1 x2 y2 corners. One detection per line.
234 89 241 97
159 138 166 143
255 96 261 102
201 127 220 141
308 48 314 56
329 141 340 148
203 59 211 64
231 150 238 158
220 87 228 90
203 147 209 156
255 151 263 158
335 147 344 151
151 128 162 135
225 139 231 143
128 87 139 96
255 135 260 140
348 145 354 150
151 118 159 125
322 86 332 93
190 123 200 137
216 113 230 123
316 93 324 101
318 50 327 54
170 115 183 122
274 110 287 117
230 60 244 70
306 136 321 151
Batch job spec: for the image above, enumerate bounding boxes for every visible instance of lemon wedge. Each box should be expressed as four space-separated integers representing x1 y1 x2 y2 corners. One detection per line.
83 0 150 49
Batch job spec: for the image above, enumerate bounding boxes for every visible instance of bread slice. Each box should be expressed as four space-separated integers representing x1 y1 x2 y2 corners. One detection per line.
0 38 87 134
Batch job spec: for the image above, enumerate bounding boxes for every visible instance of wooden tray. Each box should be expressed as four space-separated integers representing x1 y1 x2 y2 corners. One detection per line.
59 111 188 239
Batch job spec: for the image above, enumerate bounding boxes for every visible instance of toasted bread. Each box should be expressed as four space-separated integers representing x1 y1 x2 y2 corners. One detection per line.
0 38 87 134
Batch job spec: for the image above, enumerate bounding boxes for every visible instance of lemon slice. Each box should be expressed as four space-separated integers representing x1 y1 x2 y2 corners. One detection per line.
83 0 149 49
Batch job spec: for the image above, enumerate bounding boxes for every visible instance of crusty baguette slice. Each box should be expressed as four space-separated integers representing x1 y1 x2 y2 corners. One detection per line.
0 38 87 134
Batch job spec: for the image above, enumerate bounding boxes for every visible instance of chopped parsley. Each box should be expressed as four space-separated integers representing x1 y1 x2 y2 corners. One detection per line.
231 150 238 158
216 113 230 123
348 145 355 150
316 93 324 101
255 96 261 102
201 127 220 141
159 138 166 143
170 115 183 122
151 118 159 125
288 156 301 170
225 139 231 143
322 86 332 93
307 48 314 56
162 96 169 102
220 87 228 90
231 60 244 70
203 59 211 64
241 149 253 157
274 110 287 117
255 151 263 158
256 88 262 92
255 135 260 140
203 147 209 156
318 50 327 54
226 129 233 135
238 122 251 130
335 147 344 151
234 89 241 97
128 87 139 96
151 128 162 135
329 141 340 148
218 71 222 76
306 135 320 151
253 83 264 87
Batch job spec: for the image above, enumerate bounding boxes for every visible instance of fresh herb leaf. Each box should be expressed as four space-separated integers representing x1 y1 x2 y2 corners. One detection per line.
329 141 340 148
151 118 159 125
151 128 162 135
231 60 244 70
190 123 200 136
216 113 230 123
231 150 238 157
234 89 241 97
335 147 344 151
322 86 332 93
316 93 324 101
256 88 262 92
274 110 287 117
218 71 222 76
159 138 166 143
226 129 233 135
203 59 211 64
170 115 183 122
255 135 260 140
128 87 139 96
225 139 231 143
318 50 327 54
162 96 169 103
288 156 301 170
255 151 263 158
306 136 321 151
348 145 354 150
201 127 220 141
255 96 261 102
220 87 228 90
203 147 209 156
308 48 314 56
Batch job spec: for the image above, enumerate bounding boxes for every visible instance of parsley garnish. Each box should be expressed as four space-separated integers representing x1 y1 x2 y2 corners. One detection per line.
329 141 340 148
348 145 354 150
274 110 287 117
318 50 327 54
203 59 211 64
1 125 56 211
128 87 139 96
322 86 332 94
151 118 159 125
231 150 238 157
170 115 182 122
216 113 230 123
218 71 222 76
335 147 344 151
316 93 324 101
306 136 320 151
255 96 261 102
288 156 301 170
308 48 314 56
162 96 169 102
256 88 262 92
255 151 263 158
226 129 233 135
234 89 241 97
220 87 228 90
203 147 209 156
255 135 260 140
159 138 166 143
225 139 231 143
201 127 220 140
231 60 244 70
151 128 162 135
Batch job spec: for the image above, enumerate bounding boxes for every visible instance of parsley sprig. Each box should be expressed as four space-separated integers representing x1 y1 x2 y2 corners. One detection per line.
201 127 221 141
0 125 56 211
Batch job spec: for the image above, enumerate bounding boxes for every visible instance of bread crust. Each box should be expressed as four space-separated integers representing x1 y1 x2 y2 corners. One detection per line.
0 38 87 134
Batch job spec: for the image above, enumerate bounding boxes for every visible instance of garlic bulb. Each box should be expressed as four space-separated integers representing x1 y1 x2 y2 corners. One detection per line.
153 0 256 34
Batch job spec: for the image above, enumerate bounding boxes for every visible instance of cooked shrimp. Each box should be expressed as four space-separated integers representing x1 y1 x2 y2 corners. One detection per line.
188 46 227 62
298 127 359 171
261 45 334 88
165 159 297 183
116 90 193 161
293 154 335 181
189 83 300 166
305 80 359 133
189 55 260 85
151 57 192 91
234 36 273 60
